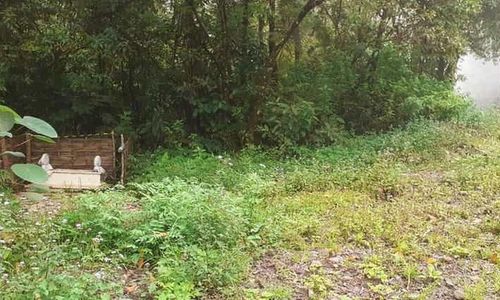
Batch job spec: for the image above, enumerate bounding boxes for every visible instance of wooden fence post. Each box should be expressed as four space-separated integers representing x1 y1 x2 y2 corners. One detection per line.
26 133 32 164
111 131 116 180
0 138 5 169
120 134 125 185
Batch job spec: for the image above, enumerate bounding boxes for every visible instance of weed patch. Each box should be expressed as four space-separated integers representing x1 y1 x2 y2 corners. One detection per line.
1 113 500 298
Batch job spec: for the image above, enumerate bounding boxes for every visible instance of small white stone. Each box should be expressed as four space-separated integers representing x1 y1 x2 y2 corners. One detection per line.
454 289 465 300
329 256 344 264
445 278 455 286
94 270 105 280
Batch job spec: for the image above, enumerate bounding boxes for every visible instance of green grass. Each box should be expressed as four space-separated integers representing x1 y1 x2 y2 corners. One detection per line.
1 111 499 299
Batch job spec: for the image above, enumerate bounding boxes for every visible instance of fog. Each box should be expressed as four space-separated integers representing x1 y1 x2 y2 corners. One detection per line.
456 54 500 108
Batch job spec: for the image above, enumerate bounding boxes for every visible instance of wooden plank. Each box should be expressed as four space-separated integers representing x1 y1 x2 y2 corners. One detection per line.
120 134 125 184
1 138 5 169
111 131 116 180
26 133 32 164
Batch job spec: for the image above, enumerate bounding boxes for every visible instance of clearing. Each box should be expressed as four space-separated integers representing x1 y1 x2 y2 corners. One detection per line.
1 113 499 299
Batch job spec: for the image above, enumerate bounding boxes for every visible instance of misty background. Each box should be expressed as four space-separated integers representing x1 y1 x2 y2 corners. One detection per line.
456 54 500 108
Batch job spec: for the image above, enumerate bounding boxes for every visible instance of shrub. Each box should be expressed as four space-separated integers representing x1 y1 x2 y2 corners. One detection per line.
131 179 255 297
58 178 257 298
405 89 473 121
129 179 247 251
260 46 471 147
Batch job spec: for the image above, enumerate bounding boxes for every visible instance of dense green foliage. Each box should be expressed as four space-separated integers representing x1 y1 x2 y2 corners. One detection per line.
470 0 500 58
0 0 493 149
1 111 499 298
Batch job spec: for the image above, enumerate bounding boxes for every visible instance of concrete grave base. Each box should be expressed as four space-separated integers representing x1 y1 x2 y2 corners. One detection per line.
46 169 102 190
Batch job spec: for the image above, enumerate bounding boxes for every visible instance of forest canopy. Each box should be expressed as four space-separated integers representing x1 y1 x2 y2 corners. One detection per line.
0 0 497 150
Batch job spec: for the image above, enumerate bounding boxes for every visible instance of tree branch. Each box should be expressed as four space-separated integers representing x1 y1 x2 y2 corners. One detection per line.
269 0 325 62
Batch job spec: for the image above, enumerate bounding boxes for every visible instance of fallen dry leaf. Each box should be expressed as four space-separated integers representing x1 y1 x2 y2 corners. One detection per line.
125 285 138 294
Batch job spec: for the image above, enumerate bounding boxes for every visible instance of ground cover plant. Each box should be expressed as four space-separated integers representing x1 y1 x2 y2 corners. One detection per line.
1 110 498 299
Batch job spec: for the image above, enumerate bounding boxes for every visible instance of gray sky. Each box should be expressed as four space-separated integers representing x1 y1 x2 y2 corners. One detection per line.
456 54 500 108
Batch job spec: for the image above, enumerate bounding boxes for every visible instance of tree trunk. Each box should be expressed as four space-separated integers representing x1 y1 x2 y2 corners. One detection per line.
180 0 204 133
246 0 325 144
268 0 278 78
217 0 232 105
258 15 265 52
240 0 250 83
293 26 302 63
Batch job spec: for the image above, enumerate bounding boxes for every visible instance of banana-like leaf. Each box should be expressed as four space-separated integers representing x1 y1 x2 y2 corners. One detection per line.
0 131 13 138
27 183 51 193
11 164 48 184
16 116 58 138
32 134 56 144
0 105 21 119
0 111 15 132
1 151 26 158
20 192 44 201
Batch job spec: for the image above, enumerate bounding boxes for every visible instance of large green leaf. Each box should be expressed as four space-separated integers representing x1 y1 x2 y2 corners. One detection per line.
0 131 13 138
32 134 56 144
11 164 49 184
16 116 58 138
0 105 21 119
1 151 26 158
0 111 15 132
27 183 50 193
20 192 44 201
